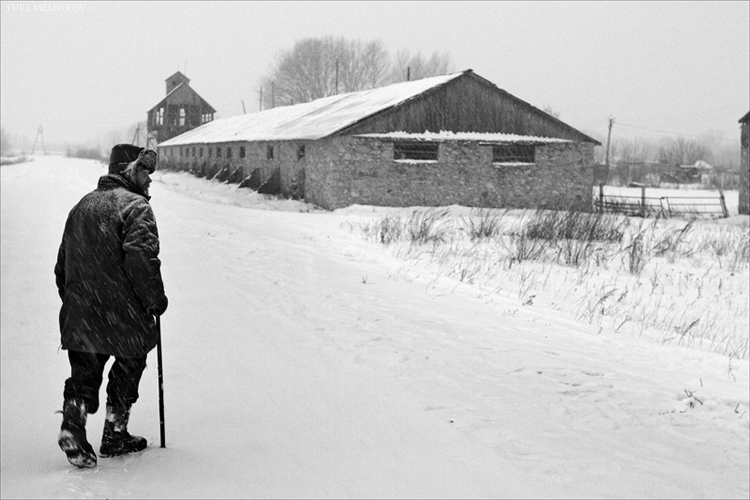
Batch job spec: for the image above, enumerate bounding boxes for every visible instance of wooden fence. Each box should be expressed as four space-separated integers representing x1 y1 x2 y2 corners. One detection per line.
595 185 729 218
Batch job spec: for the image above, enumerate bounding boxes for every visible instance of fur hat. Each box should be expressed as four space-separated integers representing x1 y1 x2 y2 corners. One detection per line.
109 144 143 174
134 149 157 173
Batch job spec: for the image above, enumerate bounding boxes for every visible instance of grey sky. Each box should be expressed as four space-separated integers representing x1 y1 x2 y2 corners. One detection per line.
1 1 748 149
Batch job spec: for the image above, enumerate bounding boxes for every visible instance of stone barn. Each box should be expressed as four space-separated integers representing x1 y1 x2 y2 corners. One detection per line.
157 70 600 210
740 111 749 215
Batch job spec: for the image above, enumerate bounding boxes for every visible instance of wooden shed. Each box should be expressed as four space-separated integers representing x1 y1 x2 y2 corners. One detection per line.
157 69 601 210
147 71 216 145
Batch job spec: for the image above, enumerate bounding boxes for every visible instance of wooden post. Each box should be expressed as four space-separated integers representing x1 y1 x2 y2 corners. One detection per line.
719 189 729 218
641 185 647 218
599 183 604 213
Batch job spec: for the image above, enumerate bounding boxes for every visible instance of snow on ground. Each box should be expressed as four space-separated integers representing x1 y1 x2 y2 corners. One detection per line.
1 156 748 499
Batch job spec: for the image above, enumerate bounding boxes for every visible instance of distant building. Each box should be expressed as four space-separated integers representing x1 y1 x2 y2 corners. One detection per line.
157 70 601 211
147 71 215 146
740 111 749 215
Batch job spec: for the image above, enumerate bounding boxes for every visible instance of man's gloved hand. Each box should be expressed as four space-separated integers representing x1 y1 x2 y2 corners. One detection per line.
149 295 168 317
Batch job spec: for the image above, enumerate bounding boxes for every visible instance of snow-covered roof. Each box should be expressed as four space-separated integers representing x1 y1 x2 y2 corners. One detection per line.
354 131 572 144
679 160 713 170
149 81 216 113
149 82 185 111
159 72 466 146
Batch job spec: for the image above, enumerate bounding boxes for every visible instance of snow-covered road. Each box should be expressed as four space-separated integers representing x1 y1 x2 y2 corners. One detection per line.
2 156 748 498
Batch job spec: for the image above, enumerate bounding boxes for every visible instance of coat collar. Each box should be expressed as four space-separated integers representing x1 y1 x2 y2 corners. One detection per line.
97 174 151 200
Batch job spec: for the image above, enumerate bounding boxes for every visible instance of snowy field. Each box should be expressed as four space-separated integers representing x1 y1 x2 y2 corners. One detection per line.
1 155 748 499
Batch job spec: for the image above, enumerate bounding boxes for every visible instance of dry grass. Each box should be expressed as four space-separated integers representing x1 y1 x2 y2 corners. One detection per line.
348 208 750 359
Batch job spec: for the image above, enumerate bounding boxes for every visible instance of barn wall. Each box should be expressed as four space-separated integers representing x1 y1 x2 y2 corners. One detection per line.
740 120 749 215
305 136 595 210
340 75 594 143
157 140 307 198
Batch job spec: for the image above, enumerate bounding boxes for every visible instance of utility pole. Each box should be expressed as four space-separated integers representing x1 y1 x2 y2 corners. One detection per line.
598 116 615 213
271 82 275 109
242 100 246 114
407 66 411 82
259 87 263 111
605 116 614 170
132 123 140 146
335 58 339 95
31 125 46 155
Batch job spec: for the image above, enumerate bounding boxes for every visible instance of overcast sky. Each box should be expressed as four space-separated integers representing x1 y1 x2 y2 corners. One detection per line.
1 1 748 149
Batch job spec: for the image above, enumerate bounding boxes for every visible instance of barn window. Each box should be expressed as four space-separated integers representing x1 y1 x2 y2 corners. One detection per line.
296 144 305 161
266 145 274 160
199 147 203 158
179 108 186 127
216 147 221 158
208 147 212 158
226 147 232 159
394 141 438 161
240 147 246 159
492 144 535 164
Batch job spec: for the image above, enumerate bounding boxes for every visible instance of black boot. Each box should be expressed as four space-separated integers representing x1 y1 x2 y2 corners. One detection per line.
99 405 147 458
58 399 97 468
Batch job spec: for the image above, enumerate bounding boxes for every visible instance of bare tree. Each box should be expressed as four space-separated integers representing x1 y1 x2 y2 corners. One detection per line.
260 36 391 109
617 138 653 164
389 49 454 83
542 105 560 119
658 137 713 165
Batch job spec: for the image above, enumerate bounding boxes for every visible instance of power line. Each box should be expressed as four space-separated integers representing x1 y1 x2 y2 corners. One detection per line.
614 122 738 143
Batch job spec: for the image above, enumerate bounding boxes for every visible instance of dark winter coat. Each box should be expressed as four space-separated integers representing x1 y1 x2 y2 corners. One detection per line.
54 174 168 357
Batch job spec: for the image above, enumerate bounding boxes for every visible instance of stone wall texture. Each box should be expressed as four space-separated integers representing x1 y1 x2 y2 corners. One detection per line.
740 121 749 215
159 137 596 211
304 137 595 210
158 141 307 198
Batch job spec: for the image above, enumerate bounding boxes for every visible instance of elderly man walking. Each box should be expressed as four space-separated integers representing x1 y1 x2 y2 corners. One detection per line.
54 144 168 468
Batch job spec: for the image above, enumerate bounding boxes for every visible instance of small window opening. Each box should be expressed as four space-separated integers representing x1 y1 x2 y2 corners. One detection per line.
216 147 221 159
179 108 186 127
226 147 232 159
492 144 535 163
240 147 246 159
266 145 274 160
208 147 212 158
394 141 438 161
296 144 306 161
199 147 203 158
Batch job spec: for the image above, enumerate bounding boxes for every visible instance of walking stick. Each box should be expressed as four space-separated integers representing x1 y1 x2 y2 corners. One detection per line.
156 316 166 448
